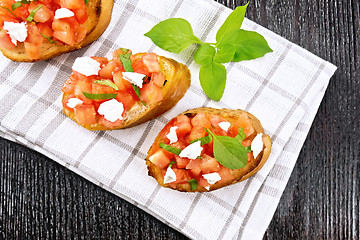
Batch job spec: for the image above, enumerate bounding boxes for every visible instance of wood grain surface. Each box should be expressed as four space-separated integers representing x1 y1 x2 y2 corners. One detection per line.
1 0 359 239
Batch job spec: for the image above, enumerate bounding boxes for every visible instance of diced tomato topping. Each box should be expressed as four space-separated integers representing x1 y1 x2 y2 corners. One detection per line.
61 74 78 93
248 152 254 162
133 59 149 75
142 53 161 73
0 29 16 50
152 72 166 87
73 8 87 24
174 156 190 169
52 19 75 46
150 149 171 169
241 140 251 147
232 112 255 138
218 166 235 183
140 82 163 105
24 23 43 60
188 126 207 143
172 169 191 184
200 155 220 174
74 104 96 125
98 116 122 128
74 79 92 104
113 71 132 91
175 115 192 138
37 23 53 41
191 112 212 129
92 57 108 66
28 3 53 23
92 82 117 95
197 176 211 188
186 159 202 177
115 91 138 111
99 61 119 79
62 93 77 111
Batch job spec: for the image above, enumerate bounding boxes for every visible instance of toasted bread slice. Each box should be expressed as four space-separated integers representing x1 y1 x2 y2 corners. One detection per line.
146 107 272 192
0 0 113 62
62 52 191 130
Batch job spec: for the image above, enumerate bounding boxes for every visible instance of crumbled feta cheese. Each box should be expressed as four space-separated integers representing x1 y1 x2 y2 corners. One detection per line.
202 172 221 185
163 167 176 184
54 8 75 19
72 57 101 76
97 99 124 122
179 141 203 159
251 133 264 159
166 126 178 144
205 186 210 191
66 98 83 108
3 22 27 46
122 72 146 88
218 121 231 132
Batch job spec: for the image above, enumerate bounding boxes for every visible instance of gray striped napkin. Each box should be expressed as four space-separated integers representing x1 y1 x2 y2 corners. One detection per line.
0 0 336 239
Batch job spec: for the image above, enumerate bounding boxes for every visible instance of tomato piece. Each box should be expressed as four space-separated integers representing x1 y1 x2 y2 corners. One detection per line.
232 113 255 138
241 140 251 147
74 104 96 125
172 169 191 184
140 82 163 105
197 176 211 188
98 116 122 128
73 8 87 24
99 61 117 79
74 25 86 43
112 48 131 59
12 4 29 21
61 75 78 94
28 3 53 23
92 82 117 95
149 149 171 169
62 93 77 111
175 115 192 138
186 159 202 177
188 126 207 143
74 79 92 104
218 166 234 183
24 23 43 60
52 19 75 46
200 155 220 174
208 114 227 135
132 59 149 75
142 53 160 73
60 0 85 10
37 23 53 40
92 57 108 66
116 90 138 111
174 156 190 169
0 29 15 50
191 112 212 129
152 72 165 87
248 152 254 162
113 71 133 91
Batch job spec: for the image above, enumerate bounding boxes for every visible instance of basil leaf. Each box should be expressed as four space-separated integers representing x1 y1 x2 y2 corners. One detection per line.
235 127 246 141
190 134 212 145
144 18 203 54
94 80 119 91
245 146 252 153
82 92 117 100
207 129 248 169
168 161 177 168
194 44 215 65
131 84 140 98
1 6 18 18
120 48 131 54
21 0 30 4
199 62 226 101
218 29 273 62
12 2 23 11
119 53 133 72
213 44 235 63
26 5 42 22
216 3 249 43
84 0 89 6
188 179 198 191
159 143 182 155
40 32 56 44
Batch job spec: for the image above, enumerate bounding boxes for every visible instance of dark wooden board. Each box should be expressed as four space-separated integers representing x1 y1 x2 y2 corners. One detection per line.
1 0 359 239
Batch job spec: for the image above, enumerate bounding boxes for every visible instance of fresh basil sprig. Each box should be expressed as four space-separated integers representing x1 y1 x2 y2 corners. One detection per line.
82 92 117 100
206 129 248 169
188 179 198 191
94 80 119 91
159 143 182 155
26 5 42 22
189 134 212 145
119 53 133 72
12 0 30 11
145 3 272 101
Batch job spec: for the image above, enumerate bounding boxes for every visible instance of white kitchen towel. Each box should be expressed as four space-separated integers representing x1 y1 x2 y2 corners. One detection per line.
0 0 337 239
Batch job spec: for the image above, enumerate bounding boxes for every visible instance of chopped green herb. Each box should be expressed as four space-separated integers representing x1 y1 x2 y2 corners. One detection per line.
119 53 133 72
190 134 212 145
168 161 177 168
94 80 119 91
120 48 131 54
1 6 18 18
26 5 42 22
11 2 23 11
84 0 89 6
82 92 117 100
159 143 182 155
131 84 146 106
40 32 56 44
188 179 198 191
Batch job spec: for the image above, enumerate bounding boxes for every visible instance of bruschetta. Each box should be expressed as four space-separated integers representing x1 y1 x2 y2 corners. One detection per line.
61 48 191 130
146 107 272 192
0 0 113 61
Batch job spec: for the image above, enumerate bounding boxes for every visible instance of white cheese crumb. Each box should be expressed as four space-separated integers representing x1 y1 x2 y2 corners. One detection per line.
122 72 146 88
66 98 83 108
203 172 221 185
97 99 124 122
205 186 210 191
54 8 75 19
163 167 176 184
218 121 231 132
3 22 27 46
179 141 203 160
251 133 264 159
72 57 101 76
166 126 178 144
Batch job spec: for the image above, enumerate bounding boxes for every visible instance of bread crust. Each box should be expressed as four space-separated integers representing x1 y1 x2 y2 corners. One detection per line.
0 0 113 62
62 53 191 130
146 107 272 192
